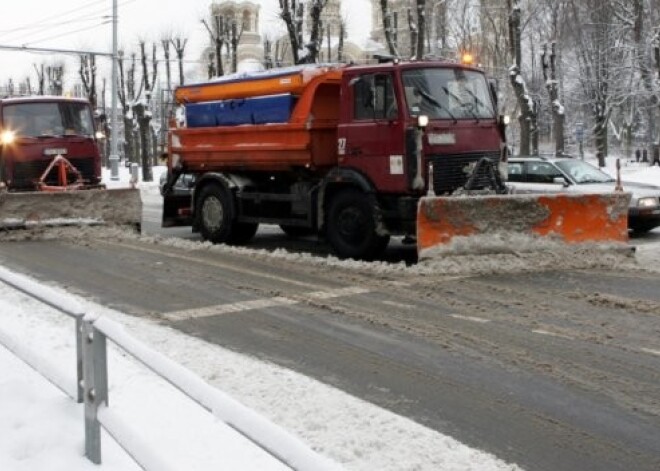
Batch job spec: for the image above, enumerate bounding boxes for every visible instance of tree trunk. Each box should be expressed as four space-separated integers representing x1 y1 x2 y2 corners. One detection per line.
416 0 426 60
123 117 136 164
379 0 400 57
279 0 301 64
508 0 537 156
133 103 153 182
542 43 565 155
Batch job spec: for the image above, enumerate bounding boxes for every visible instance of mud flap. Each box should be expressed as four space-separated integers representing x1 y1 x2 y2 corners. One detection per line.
0 188 142 229
417 193 631 259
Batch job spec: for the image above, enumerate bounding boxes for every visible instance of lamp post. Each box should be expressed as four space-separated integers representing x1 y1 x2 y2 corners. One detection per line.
109 0 119 180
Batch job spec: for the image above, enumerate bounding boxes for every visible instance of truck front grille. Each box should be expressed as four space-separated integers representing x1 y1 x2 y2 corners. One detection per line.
12 158 97 189
429 151 500 194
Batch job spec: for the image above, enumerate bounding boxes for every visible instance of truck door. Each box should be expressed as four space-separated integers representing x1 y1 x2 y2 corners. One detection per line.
338 73 406 193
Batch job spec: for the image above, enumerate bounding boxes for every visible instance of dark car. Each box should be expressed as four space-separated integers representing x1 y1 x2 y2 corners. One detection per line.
506 156 660 233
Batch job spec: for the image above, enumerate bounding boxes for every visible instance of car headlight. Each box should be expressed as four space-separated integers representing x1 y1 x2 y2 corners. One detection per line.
637 197 659 208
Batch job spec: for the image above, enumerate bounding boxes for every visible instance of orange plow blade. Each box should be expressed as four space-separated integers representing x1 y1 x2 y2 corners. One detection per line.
417 193 631 259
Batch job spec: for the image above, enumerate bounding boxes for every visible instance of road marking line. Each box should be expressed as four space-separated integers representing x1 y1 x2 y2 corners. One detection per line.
532 329 574 340
381 300 414 309
162 286 369 321
640 348 660 357
450 314 490 323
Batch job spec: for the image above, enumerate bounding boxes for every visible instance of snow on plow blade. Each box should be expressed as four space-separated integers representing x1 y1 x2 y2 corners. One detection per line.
417 193 631 260
0 189 142 229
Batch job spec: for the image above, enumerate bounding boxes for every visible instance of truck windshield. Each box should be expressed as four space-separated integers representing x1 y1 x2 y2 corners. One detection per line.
2 102 94 138
402 68 495 120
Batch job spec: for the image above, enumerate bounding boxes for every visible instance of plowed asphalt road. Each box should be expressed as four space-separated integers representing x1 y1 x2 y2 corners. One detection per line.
1 221 660 471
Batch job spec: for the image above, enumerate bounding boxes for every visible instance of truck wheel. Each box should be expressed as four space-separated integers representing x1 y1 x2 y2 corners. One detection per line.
196 184 235 243
327 189 390 260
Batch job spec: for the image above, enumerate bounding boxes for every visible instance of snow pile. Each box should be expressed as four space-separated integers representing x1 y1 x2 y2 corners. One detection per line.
0 223 642 276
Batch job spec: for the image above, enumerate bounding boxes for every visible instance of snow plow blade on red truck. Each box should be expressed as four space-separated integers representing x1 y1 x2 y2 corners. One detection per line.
164 62 631 261
0 96 141 231
417 192 631 260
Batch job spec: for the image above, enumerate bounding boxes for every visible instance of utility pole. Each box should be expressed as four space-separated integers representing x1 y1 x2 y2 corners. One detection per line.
109 0 120 180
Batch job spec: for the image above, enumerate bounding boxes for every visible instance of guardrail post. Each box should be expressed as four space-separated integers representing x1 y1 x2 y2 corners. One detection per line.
75 317 84 403
82 318 108 465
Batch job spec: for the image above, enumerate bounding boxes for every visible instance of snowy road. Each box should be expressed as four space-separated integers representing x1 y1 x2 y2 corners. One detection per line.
1 228 659 471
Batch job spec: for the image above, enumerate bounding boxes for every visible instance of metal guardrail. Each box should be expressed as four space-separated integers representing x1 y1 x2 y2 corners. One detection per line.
0 266 340 471
0 266 84 402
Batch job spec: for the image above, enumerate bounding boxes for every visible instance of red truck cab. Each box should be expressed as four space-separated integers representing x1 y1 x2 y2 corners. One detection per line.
0 96 102 191
338 62 502 196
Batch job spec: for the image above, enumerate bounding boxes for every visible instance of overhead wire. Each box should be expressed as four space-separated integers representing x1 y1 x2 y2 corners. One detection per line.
0 0 107 38
21 20 113 48
2 0 136 46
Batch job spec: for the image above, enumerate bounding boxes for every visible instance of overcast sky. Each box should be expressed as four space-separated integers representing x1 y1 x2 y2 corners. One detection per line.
0 0 372 88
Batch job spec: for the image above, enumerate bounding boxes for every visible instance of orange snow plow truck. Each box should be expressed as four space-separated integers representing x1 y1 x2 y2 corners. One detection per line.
0 96 141 229
162 60 630 260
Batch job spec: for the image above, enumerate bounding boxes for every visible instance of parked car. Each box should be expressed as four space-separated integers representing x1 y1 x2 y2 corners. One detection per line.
506 156 660 233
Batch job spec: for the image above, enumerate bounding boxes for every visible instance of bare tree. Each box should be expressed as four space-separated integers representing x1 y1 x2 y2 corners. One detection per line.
117 50 137 165
171 36 188 85
79 55 98 108
508 0 538 155
542 42 565 154
161 36 173 91
202 15 230 76
46 64 64 96
379 0 401 58
33 64 45 95
229 19 243 73
568 0 630 157
279 0 328 64
415 0 427 59
279 0 304 64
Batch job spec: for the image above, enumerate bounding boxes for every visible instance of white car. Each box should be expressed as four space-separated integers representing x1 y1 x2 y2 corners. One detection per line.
507 156 660 233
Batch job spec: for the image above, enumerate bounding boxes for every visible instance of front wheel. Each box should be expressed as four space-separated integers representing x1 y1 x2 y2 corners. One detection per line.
196 184 235 243
326 189 390 260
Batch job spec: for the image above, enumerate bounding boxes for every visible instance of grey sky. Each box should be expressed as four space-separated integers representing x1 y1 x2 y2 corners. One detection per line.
0 0 372 87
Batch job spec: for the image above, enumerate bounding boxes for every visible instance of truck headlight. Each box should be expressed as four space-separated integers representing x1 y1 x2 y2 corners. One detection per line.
637 197 658 208
1 130 15 145
417 115 429 128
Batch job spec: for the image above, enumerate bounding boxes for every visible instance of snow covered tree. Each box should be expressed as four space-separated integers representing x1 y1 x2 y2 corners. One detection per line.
567 0 630 157
279 0 328 64
79 55 97 109
542 42 565 154
508 0 538 155
171 36 187 85
379 0 401 58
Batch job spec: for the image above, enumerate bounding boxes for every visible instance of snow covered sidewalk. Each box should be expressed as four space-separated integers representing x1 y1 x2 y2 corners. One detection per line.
0 270 523 471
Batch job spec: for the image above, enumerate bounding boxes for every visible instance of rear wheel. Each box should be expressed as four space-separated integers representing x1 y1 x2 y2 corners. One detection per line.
196 184 234 243
326 189 390 260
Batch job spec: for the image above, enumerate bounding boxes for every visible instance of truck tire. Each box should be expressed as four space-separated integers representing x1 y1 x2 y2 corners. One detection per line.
326 189 390 260
196 184 235 243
